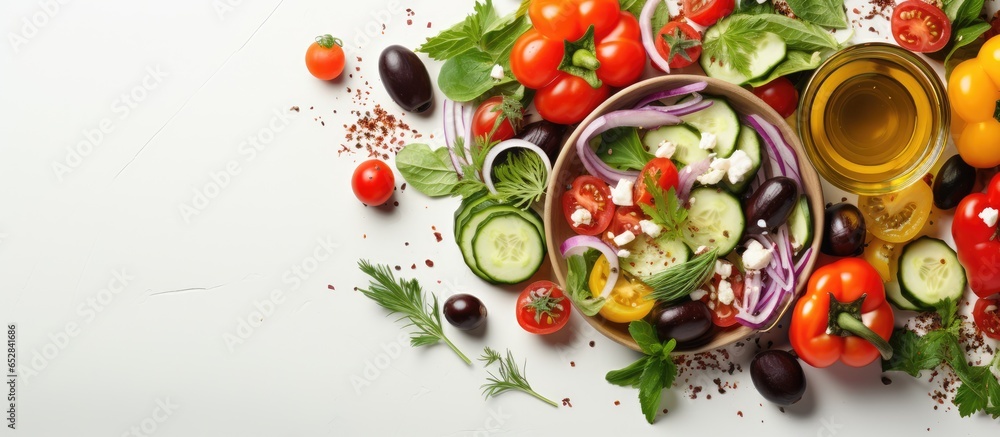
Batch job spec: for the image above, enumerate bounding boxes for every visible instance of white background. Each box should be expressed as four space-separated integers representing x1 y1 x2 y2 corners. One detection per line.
2 0 999 435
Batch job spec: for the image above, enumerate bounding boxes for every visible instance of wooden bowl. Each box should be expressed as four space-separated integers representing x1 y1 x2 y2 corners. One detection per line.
543 75 825 354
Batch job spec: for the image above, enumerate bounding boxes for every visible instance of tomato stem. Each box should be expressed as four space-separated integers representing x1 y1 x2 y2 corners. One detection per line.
835 312 893 361
571 49 600 71
315 34 343 49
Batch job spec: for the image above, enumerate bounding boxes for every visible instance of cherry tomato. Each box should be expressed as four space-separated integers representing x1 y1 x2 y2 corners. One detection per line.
528 0 621 42
633 158 680 206
562 175 616 235
610 206 644 237
534 73 610 125
683 0 735 27
351 159 395 205
305 35 346 80
588 255 654 323
470 96 517 144
857 180 932 244
973 298 1000 340
603 11 642 41
752 77 799 119
516 280 571 334
596 38 646 87
654 21 703 69
697 269 745 327
891 1 951 53
510 30 564 89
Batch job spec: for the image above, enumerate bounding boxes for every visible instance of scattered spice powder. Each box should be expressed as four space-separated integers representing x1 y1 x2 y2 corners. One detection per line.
562 398 573 407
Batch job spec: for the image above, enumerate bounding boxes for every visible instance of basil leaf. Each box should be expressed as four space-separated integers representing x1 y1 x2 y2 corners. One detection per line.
483 15 531 64
651 1 671 34
755 14 839 51
945 0 984 26
438 50 512 102
606 355 650 388
596 127 653 171
628 321 661 356
638 357 666 424
418 22 475 60
564 254 606 316
395 143 459 197
735 0 775 14
783 0 848 29
747 50 823 87
945 20 991 69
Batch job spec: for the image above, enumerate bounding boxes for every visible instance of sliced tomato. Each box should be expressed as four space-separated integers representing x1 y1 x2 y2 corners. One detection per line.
610 206 645 236
589 255 655 323
890 1 951 53
562 175 616 235
973 298 1000 340
697 268 744 327
654 21 703 69
683 0 735 27
516 280 571 335
633 158 679 206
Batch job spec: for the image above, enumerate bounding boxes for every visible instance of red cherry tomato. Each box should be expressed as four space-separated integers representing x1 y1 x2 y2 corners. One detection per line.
890 1 951 53
510 29 564 89
351 159 395 205
752 77 799 119
683 0 735 27
562 175 616 236
654 21 703 69
516 280 571 334
610 206 645 237
305 35 346 80
697 270 745 327
973 298 1000 340
528 0 621 42
470 96 517 144
534 74 611 125
633 158 679 206
596 39 646 87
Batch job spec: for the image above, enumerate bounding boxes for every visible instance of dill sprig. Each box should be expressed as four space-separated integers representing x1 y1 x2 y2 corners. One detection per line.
479 346 502 366
644 249 719 302
357 260 471 365
493 150 549 209
481 348 557 407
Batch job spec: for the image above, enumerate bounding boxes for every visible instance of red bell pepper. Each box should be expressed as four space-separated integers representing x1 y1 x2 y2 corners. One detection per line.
510 0 645 124
953 172 1000 298
790 258 895 368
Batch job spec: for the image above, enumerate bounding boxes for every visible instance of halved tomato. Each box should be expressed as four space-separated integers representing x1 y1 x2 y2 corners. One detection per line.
562 175 616 236
973 298 1000 340
589 255 655 323
890 1 951 53
857 180 932 244
683 0 735 27
697 267 744 327
610 206 645 236
633 158 679 206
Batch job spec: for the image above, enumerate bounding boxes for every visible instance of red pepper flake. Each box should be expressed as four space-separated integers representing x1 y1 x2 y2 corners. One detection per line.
327 285 335 290
363 234 367 239
394 265 401 271
425 259 434 267
881 376 892 385
340 104 417 158
401 183 407 191
614 400 620 406
662 409 668 414
290 106 300 112
427 22 432 28
407 19 413 25
393 201 399 207
561 398 572 407
410 264 416 270
737 411 743 417
779 407 785 413
570 361 575 367
589 341 595 347
434 232 443 242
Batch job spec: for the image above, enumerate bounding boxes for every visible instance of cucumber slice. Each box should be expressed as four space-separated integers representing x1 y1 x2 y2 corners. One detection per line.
459 204 544 281
898 237 967 310
621 234 691 279
471 212 546 284
641 125 709 166
722 125 763 194
681 187 745 255
787 195 813 255
885 280 921 311
679 97 740 158
454 192 492 238
701 26 786 85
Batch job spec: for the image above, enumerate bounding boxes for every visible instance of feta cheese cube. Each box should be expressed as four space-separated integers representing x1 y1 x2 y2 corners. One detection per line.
697 167 726 185
617 249 632 258
570 208 592 227
689 289 708 301
610 179 634 206
613 230 636 246
980 207 999 227
638 219 662 238
717 279 735 305
699 132 717 150
490 64 505 80
655 140 676 159
726 150 754 184
742 240 773 271
715 260 732 279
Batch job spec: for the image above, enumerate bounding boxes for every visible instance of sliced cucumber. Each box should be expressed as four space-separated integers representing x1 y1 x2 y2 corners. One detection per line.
681 187 745 255
459 204 544 282
641 125 709 167
898 237 967 310
701 25 786 85
722 125 763 194
453 192 492 238
787 195 813 255
621 234 691 280
471 212 546 284
679 97 740 158
885 279 921 312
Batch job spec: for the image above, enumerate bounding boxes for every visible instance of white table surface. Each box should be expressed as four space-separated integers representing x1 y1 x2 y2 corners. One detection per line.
2 0 999 435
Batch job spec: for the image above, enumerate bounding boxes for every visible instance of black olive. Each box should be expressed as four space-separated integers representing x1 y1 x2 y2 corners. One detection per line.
515 120 568 164
745 177 799 234
933 155 976 210
443 294 487 331
650 301 714 347
750 350 806 406
378 45 433 113
821 202 866 256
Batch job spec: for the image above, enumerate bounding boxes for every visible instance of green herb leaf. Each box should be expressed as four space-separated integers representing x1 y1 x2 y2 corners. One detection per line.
606 355 650 388
492 150 549 209
935 297 960 331
638 357 666 424
702 14 766 77
418 22 477 60
357 260 472 365
637 173 687 240
954 362 997 417
619 0 644 16
747 50 823 87
735 0 775 15
606 322 679 424
439 50 514 102
650 1 672 36
452 137 493 199
946 0 985 27
481 349 558 407
644 249 719 302
629 320 662 356
754 14 839 51
783 0 848 29
563 253 606 316
395 144 460 197
945 20 992 69
881 328 945 377
483 15 532 65
479 346 503 366
596 128 653 171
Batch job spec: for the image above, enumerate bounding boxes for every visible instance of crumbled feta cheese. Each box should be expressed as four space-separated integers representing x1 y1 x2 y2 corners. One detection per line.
695 245 710 255
742 240 773 271
757 219 767 229
490 64 505 80
699 132 717 150
655 140 676 159
717 279 735 305
690 289 708 301
570 208 592 227
697 155 731 185
607 231 615 240
610 179 634 206
638 219 662 238
613 230 636 246
617 249 632 258
980 207 999 227
715 260 732 279
726 150 753 184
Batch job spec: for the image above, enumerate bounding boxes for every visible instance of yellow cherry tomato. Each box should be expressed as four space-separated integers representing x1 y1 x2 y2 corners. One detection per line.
862 234 901 282
958 119 1000 168
948 59 999 123
588 255 654 323
977 35 1000 86
948 35 1000 169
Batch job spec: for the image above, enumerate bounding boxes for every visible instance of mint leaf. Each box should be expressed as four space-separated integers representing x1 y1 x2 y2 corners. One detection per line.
783 0 848 29
596 128 653 171
629 321 661 355
564 254 606 316
638 357 666 424
395 144 460 197
882 328 943 377
955 364 993 417
606 355 650 388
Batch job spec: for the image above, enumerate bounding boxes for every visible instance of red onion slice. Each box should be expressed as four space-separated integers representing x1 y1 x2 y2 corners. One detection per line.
560 236 619 299
745 114 802 187
676 157 712 202
640 0 672 74
576 109 682 184
482 139 553 195
633 82 708 109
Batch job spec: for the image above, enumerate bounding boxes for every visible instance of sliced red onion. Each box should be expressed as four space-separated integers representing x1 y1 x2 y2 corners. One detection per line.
742 270 763 314
442 100 467 176
458 102 474 164
560 236 619 299
676 157 712 202
482 139 553 194
745 114 802 187
633 82 708 109
794 247 814 277
640 0 672 74
646 98 714 117
736 281 784 329
577 109 682 184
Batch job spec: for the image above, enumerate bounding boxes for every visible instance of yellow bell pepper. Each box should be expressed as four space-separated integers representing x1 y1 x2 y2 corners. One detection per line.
949 36 1000 168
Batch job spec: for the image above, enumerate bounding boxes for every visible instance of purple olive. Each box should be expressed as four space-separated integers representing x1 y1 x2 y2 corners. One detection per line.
821 203 866 257
745 177 799 234
750 350 806 406
650 301 714 347
443 294 487 330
